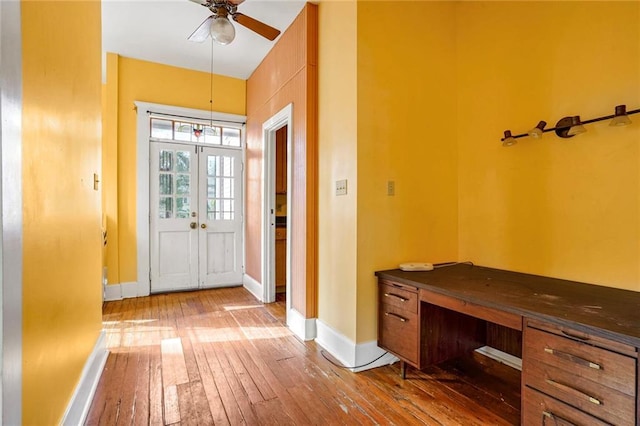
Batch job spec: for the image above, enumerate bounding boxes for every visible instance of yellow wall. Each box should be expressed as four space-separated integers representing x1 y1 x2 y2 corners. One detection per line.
318 1 359 338
355 1 459 342
104 55 246 284
318 1 640 344
21 1 103 423
457 1 640 290
103 54 120 284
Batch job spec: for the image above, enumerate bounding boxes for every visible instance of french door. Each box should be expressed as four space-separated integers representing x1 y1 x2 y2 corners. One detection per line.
150 141 243 292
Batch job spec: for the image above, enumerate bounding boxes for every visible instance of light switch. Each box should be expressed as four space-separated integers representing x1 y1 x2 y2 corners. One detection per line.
336 179 347 196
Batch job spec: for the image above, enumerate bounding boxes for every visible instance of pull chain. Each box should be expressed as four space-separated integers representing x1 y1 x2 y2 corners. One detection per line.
209 37 214 127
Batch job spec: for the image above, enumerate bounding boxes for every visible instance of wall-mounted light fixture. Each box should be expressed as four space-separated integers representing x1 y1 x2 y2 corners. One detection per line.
501 104 640 146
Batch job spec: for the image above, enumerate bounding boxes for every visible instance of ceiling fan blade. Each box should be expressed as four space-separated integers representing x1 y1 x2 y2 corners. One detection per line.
188 15 213 42
227 0 245 4
232 12 281 41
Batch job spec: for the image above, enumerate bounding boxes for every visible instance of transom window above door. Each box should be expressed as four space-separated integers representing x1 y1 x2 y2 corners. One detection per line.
150 117 241 147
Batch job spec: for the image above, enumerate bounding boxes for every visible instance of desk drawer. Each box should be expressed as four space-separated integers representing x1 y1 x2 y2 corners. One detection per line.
379 281 417 314
522 386 610 426
378 304 418 365
524 326 636 425
525 327 635 396
527 319 636 357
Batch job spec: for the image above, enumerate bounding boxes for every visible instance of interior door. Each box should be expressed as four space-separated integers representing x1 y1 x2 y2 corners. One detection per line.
198 147 243 288
150 142 199 292
150 142 243 292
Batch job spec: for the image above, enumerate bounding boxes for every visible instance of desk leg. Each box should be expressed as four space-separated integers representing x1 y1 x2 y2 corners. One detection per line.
400 360 406 379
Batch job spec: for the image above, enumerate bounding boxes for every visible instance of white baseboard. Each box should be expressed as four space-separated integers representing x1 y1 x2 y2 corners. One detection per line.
122 281 139 298
103 284 121 301
315 319 397 372
287 308 317 341
242 273 263 301
103 281 140 301
62 331 109 426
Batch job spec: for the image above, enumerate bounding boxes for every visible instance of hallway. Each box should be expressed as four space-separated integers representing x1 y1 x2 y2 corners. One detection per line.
86 287 519 425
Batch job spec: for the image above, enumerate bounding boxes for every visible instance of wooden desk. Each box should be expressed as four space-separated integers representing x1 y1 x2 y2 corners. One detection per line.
376 264 640 425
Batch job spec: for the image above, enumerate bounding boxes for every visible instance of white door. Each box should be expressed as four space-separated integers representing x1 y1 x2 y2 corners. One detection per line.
198 147 243 287
150 142 243 292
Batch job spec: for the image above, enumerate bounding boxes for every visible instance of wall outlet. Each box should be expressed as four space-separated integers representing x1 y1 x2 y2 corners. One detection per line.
336 179 348 196
387 180 395 196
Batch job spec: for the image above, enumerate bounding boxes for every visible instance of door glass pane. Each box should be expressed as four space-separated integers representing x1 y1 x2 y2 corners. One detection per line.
159 197 173 219
151 119 173 139
174 122 192 141
159 150 173 172
207 156 218 176
176 174 190 195
159 174 173 195
176 151 190 172
176 197 190 219
207 154 235 220
223 156 233 176
204 126 221 145
222 128 241 147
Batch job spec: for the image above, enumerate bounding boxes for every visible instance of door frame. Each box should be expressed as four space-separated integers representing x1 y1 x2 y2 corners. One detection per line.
1 0 23 422
261 104 292 313
135 101 246 296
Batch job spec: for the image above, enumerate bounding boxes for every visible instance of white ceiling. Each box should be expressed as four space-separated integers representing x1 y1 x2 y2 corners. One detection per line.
102 0 307 80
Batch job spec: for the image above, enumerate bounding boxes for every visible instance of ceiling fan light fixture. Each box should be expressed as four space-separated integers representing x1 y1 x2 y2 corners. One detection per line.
210 15 235 45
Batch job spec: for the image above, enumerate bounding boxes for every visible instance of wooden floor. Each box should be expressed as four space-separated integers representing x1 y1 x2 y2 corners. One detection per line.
86 287 520 425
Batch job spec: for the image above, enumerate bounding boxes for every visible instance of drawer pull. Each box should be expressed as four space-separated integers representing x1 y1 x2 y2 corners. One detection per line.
560 329 590 341
545 379 602 405
542 411 576 426
385 312 407 322
543 347 602 370
384 293 408 302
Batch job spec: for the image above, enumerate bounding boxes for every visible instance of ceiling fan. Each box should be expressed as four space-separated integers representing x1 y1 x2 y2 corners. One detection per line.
188 0 281 45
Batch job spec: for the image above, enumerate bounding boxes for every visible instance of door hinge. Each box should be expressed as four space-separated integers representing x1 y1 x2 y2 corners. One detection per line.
149 213 151 224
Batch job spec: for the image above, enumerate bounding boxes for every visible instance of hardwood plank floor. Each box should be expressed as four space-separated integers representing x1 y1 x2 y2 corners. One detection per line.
86 287 520 425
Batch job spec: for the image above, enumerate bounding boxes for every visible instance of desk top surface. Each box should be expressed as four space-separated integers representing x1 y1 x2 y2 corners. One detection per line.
376 264 640 348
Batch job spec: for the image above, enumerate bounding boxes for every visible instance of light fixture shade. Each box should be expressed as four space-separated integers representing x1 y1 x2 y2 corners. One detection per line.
567 116 586 136
610 105 632 126
528 120 547 139
210 16 235 45
502 130 517 147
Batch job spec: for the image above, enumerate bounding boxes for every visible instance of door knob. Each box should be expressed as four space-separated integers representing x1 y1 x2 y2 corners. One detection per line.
200 223 207 229
190 222 197 229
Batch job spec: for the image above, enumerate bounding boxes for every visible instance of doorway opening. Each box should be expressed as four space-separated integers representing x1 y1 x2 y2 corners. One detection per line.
134 101 247 297
261 104 292 323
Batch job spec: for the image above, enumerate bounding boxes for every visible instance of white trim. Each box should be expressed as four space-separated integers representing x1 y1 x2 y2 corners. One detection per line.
134 101 246 296
103 284 122 302
261 103 293 311
61 331 108 426
315 319 397 372
121 282 139 299
0 0 23 423
242 274 263 302
475 345 522 371
288 308 316 341
103 282 140 301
